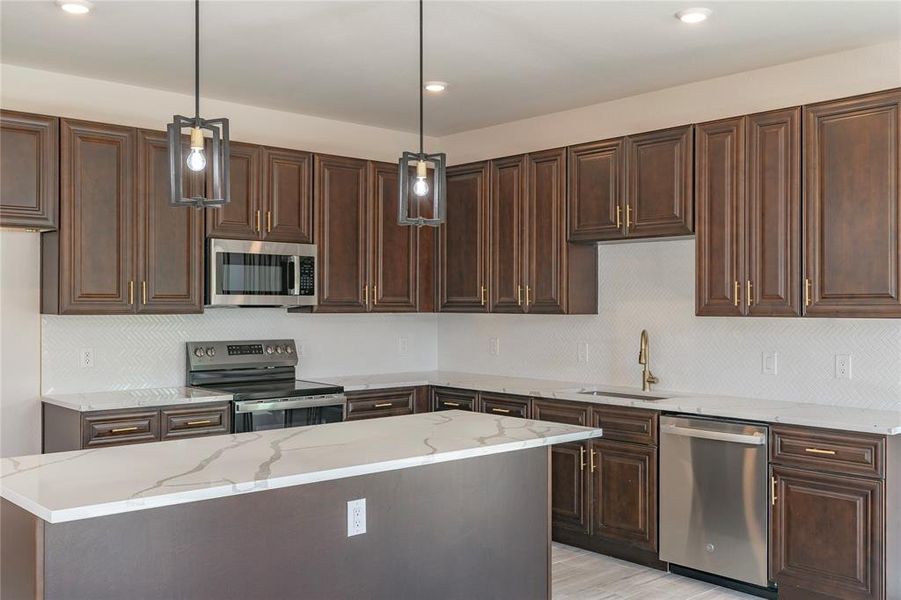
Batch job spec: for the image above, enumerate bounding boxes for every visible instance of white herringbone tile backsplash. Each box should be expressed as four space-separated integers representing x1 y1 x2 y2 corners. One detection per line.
42 311 438 394
437 240 901 410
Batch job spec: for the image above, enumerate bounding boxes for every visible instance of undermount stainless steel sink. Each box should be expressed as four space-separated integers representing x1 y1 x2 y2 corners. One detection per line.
576 390 666 401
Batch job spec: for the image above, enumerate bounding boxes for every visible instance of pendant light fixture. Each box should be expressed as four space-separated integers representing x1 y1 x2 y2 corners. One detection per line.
398 0 446 227
168 0 230 208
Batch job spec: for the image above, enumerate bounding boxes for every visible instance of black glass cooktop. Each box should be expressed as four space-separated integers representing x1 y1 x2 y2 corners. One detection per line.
207 379 343 401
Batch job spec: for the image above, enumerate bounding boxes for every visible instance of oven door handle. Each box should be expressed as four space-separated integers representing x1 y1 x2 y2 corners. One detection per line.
234 395 346 413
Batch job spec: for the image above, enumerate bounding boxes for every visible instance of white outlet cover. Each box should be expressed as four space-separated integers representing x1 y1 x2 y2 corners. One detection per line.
488 337 499 356
78 348 94 369
761 351 778 376
577 342 588 363
296 343 305 357
347 498 366 537
397 336 409 356
834 354 852 379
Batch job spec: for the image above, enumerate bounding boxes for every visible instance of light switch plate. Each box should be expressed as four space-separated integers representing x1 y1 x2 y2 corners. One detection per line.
761 351 777 375
347 498 366 537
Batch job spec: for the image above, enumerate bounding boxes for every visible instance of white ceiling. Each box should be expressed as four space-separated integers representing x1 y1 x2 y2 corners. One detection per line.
1 1 899 135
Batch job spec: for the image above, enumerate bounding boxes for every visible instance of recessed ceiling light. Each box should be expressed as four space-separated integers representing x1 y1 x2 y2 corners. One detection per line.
57 0 93 14
424 81 448 93
675 7 711 24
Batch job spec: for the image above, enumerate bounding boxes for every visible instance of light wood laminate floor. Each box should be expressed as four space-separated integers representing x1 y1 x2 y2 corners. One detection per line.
552 543 755 600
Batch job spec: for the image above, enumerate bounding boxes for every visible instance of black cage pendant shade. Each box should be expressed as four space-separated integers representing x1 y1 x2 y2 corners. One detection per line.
398 0 446 227
168 0 230 208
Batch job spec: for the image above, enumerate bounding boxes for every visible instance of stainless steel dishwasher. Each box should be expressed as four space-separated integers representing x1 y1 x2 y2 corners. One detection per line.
660 415 770 588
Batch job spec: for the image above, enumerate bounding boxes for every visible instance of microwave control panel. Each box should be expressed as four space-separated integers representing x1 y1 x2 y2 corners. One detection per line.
298 256 315 296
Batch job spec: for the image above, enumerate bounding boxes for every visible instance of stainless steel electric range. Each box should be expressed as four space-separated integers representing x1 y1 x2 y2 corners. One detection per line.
186 339 345 433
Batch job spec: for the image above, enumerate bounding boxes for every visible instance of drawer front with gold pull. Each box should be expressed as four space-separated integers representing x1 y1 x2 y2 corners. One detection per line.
83 411 160 448
479 392 530 419
161 404 230 440
433 387 478 412
345 388 415 421
771 425 885 479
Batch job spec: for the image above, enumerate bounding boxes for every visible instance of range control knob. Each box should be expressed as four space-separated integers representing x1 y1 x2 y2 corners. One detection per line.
275 345 283 354
193 347 205 358
206 347 216 357
266 346 274 355
285 346 294 354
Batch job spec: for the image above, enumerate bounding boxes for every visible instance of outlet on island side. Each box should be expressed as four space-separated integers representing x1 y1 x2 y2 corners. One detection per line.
347 498 366 537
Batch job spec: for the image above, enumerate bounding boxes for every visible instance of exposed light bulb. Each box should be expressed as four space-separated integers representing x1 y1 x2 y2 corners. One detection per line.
413 177 430 197
186 126 206 172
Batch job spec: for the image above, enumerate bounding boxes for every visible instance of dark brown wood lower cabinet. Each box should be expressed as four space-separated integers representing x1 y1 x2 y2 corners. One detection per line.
772 465 884 600
345 387 416 420
432 387 478 412
550 441 591 535
479 392 530 419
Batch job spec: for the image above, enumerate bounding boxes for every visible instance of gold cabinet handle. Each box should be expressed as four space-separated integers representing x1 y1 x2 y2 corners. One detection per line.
517 285 523 306
804 278 812 307
373 285 378 305
443 401 461 407
625 205 632 229
615 205 622 228
491 407 511 414
590 450 597 473
256 210 261 232
771 476 777 506
111 426 138 434
480 286 487 306
733 281 740 307
266 210 272 233
128 281 134 305
805 447 836 456
363 284 369 305
747 280 753 307
186 420 212 427
141 281 147 305
374 402 393 408
580 446 587 471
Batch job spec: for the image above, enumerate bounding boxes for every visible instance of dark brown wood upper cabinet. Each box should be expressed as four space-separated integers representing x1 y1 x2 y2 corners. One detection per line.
567 138 624 241
262 147 312 243
205 141 262 240
804 88 901 318
489 155 528 313
527 148 568 313
0 110 58 230
439 161 490 312
314 154 369 312
135 130 204 314
369 161 417 312
43 119 136 314
747 108 801 316
695 117 746 316
625 125 694 238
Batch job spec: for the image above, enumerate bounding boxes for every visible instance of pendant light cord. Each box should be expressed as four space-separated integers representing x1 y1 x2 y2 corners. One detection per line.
419 0 423 156
194 0 200 123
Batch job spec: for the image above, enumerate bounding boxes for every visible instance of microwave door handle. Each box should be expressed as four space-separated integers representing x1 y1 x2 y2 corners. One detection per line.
288 256 300 295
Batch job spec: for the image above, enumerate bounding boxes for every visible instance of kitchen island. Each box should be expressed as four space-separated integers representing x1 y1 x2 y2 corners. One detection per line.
1 410 601 600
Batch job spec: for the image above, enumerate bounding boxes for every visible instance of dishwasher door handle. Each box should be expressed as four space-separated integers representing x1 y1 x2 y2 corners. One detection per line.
661 424 765 446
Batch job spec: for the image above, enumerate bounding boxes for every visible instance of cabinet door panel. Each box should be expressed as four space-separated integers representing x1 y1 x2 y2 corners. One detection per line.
772 466 883 600
205 142 261 240
551 442 591 535
370 161 417 312
262 147 312 243
804 89 901 317
56 119 135 314
567 139 624 241
0 110 58 230
315 154 368 312
748 108 801 316
590 440 657 552
135 130 203 314
696 117 746 316
626 125 694 238
489 155 527 313
527 148 567 314
439 162 489 312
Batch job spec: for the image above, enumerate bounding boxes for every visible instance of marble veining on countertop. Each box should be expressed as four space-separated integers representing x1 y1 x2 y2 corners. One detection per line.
42 387 233 412
0 410 601 523
322 370 901 435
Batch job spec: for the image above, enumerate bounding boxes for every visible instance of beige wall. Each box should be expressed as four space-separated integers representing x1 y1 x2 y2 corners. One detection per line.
1 63 437 163
439 41 901 164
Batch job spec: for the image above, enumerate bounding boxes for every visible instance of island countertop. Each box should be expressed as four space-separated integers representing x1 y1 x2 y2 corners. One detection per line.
0 410 601 524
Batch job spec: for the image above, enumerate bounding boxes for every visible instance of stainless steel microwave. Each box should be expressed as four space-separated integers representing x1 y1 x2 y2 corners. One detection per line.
206 238 317 307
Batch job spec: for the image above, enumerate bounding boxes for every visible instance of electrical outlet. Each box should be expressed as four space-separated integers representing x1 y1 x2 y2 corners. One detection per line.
488 337 500 356
577 342 589 363
761 351 778 376
296 343 305 358
78 348 94 369
347 498 366 537
834 354 852 379
397 336 409 356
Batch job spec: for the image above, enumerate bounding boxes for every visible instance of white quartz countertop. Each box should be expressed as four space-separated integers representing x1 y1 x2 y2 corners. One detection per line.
326 370 901 436
42 387 233 411
1 410 601 523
